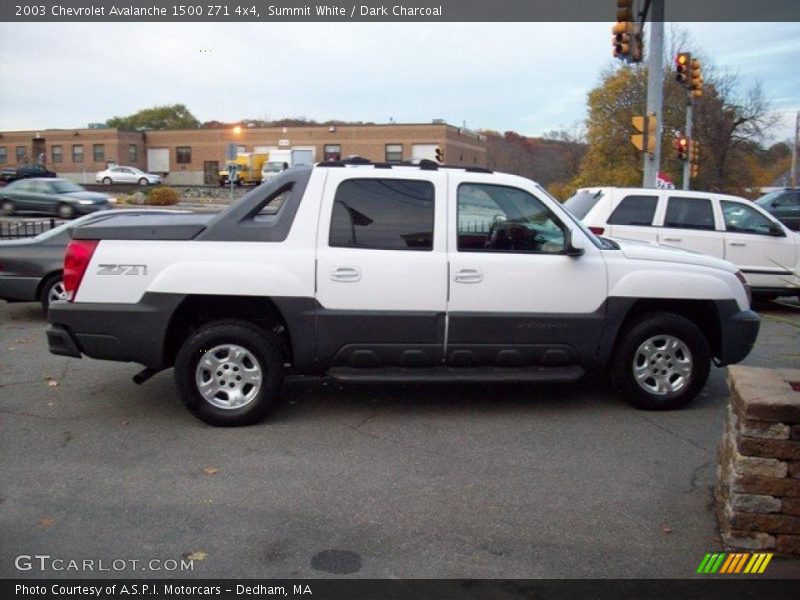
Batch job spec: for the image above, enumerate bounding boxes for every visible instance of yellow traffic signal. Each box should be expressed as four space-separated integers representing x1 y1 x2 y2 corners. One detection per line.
612 0 641 63
631 114 657 154
675 52 691 86
691 59 703 98
690 140 700 163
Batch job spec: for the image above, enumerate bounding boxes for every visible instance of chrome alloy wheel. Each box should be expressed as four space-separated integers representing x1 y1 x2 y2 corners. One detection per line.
195 344 263 410
48 281 68 304
632 335 692 396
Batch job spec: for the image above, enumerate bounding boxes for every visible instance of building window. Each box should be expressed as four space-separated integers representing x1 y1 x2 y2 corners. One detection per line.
329 178 434 251
0 147 7 164
16 146 27 162
72 145 84 163
324 144 341 162
176 147 192 164
52 145 63 163
385 144 403 163
93 144 105 163
128 144 138 163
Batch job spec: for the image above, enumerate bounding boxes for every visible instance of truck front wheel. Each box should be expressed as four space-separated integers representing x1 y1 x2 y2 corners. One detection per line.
611 312 710 411
174 320 284 426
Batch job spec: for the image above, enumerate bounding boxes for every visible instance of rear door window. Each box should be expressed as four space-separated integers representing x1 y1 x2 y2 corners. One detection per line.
607 195 658 226
329 178 434 251
664 197 716 230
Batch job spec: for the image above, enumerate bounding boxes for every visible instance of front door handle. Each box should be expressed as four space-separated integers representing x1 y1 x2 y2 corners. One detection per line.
330 266 361 282
453 268 483 284
663 237 682 242
729 242 746 247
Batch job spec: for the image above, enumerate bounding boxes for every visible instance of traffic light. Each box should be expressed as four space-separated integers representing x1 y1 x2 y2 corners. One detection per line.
690 140 700 163
675 53 691 87
675 137 689 161
435 147 444 163
612 0 641 63
631 114 657 154
691 59 703 98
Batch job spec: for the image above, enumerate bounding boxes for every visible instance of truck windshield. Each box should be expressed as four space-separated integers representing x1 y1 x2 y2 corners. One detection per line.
263 162 284 173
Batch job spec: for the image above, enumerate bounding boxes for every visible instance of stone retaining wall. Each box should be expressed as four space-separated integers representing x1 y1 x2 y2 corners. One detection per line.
716 366 800 555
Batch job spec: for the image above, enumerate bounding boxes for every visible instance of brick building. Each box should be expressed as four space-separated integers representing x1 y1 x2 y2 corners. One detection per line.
0 122 488 185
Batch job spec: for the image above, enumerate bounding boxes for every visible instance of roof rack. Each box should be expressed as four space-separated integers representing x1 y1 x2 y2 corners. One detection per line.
317 156 493 174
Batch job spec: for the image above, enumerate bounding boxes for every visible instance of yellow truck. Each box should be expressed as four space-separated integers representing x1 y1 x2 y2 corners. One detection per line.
218 152 268 186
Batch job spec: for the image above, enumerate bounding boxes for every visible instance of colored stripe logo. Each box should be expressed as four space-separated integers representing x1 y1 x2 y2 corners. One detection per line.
696 552 772 574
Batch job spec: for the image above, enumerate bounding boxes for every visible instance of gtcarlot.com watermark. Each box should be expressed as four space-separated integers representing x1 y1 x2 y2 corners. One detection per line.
14 554 194 573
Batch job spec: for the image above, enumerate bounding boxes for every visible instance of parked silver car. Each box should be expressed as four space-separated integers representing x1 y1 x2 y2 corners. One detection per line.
95 166 163 186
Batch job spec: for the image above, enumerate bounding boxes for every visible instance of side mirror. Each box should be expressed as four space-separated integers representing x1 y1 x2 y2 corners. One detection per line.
768 222 786 237
565 229 586 257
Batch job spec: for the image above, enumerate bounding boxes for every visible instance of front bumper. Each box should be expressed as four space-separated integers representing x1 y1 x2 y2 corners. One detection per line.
47 293 184 367
716 302 761 366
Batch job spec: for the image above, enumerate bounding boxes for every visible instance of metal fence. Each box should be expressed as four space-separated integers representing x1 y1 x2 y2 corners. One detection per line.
0 219 59 240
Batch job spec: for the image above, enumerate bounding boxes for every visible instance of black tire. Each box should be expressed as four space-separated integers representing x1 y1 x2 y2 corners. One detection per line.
1 199 13 215
102 177 112 185
138 178 148 186
39 274 66 312
56 203 74 219
174 320 284 426
611 312 710 411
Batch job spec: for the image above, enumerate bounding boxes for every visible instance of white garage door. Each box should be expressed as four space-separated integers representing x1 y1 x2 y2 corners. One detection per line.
254 146 278 154
411 144 439 161
291 149 314 166
147 148 169 173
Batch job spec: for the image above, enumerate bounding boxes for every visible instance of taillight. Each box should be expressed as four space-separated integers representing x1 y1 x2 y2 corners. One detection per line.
589 226 605 235
63 239 98 301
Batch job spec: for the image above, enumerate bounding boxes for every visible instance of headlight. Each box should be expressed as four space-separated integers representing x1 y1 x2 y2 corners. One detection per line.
77 199 94 205
107 196 117 204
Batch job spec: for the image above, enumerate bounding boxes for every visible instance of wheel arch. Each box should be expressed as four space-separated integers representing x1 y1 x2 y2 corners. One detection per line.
162 294 310 369
599 298 722 368
35 270 63 300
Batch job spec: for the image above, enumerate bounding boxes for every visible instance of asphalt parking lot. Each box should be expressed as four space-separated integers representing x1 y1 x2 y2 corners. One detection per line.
1 298 799 579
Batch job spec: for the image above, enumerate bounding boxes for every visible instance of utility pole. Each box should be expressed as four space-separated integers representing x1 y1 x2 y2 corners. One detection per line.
792 111 799 189
682 101 693 190
642 0 664 188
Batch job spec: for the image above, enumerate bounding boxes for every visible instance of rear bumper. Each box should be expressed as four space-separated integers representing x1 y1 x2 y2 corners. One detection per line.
0 275 40 302
716 303 761 366
47 293 184 367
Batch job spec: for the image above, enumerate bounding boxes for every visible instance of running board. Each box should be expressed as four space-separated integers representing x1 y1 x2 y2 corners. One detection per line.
327 365 585 384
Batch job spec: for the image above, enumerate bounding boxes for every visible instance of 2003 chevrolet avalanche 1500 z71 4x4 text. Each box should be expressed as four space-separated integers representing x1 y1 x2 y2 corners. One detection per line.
46 159 760 426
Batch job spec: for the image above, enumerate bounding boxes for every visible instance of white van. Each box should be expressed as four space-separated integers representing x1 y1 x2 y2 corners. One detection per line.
564 187 799 299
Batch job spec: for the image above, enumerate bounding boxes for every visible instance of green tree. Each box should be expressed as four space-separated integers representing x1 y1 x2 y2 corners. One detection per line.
106 104 200 130
573 47 776 194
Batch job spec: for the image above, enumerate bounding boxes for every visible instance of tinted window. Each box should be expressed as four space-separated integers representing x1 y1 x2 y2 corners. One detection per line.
329 178 434 251
664 197 715 230
458 183 565 253
256 186 292 217
564 190 604 219
607 195 658 226
721 201 775 235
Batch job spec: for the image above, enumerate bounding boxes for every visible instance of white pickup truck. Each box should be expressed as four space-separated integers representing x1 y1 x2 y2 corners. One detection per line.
47 159 760 426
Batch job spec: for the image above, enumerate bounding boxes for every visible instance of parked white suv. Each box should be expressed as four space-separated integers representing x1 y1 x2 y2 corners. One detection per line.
565 187 800 300
48 161 759 426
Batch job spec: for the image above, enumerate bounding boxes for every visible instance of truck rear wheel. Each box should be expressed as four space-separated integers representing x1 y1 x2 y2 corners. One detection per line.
174 320 284 426
611 312 710 411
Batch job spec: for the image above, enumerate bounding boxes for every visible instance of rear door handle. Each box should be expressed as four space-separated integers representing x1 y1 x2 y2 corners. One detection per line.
729 242 746 247
662 237 682 242
330 266 361 282
453 268 483 284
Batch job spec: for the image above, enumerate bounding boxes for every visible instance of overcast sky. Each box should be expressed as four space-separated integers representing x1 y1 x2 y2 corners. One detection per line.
0 22 798 143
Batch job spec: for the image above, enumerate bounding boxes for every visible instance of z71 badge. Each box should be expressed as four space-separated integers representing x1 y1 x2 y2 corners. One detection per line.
97 264 148 276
